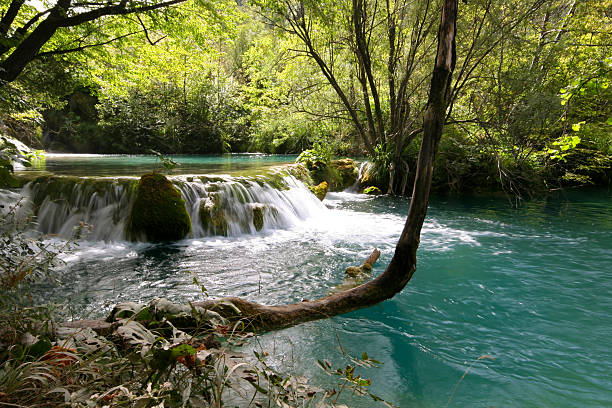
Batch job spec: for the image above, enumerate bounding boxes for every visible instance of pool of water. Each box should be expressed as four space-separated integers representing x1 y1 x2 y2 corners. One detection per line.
19 153 297 177
31 186 612 407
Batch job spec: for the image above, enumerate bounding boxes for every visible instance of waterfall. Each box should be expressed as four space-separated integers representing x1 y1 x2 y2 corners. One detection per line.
21 178 136 241
346 161 368 193
177 174 326 237
7 172 326 242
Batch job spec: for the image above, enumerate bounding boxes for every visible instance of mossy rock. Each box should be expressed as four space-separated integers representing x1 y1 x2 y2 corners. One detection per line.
285 163 313 185
329 159 358 190
363 186 382 195
128 173 191 242
309 158 357 192
0 167 20 188
199 193 228 235
310 181 328 201
251 204 265 231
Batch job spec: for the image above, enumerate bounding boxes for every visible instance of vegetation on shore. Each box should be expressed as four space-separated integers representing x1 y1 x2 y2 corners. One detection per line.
0 0 609 196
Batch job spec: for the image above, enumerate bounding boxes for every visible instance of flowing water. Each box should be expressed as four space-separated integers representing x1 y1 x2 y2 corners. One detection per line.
7 155 612 407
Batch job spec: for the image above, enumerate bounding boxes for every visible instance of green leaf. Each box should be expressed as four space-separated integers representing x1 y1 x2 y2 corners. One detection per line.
357 378 372 387
607 117 612 126
171 344 196 359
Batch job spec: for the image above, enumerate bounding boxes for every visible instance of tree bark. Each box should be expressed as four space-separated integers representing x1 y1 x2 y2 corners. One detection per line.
0 0 25 38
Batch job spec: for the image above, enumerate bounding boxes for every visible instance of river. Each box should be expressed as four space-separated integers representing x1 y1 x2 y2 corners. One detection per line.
12 154 612 407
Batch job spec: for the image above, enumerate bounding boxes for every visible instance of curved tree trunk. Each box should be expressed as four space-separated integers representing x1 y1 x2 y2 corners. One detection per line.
193 0 459 331
63 0 459 335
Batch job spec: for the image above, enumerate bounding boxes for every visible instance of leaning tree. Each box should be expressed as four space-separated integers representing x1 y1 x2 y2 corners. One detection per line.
187 0 461 330
60 0 458 333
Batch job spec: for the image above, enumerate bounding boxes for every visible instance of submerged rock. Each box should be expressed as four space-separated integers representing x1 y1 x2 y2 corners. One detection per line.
128 173 191 242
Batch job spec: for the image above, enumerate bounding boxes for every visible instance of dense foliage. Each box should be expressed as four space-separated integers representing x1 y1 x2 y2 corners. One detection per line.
0 0 610 194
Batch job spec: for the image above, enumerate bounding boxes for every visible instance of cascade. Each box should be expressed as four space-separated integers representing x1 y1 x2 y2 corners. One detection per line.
8 171 326 242
346 161 368 193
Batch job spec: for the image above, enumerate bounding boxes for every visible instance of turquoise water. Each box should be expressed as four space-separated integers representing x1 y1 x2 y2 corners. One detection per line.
21 153 296 176
23 170 612 406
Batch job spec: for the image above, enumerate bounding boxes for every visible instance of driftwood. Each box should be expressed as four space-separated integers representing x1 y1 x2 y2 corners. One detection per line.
60 0 459 336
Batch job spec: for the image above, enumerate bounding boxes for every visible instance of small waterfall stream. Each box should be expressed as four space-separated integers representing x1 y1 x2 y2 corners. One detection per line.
13 172 326 242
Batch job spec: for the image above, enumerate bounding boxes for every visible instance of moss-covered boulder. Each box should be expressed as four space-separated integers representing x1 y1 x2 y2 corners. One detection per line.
250 204 265 231
310 181 328 201
329 159 358 190
363 186 382 195
199 192 228 235
128 173 191 242
0 167 20 188
309 158 358 192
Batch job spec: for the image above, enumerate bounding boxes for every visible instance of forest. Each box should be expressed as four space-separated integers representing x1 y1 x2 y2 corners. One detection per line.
0 0 611 407
1 0 609 195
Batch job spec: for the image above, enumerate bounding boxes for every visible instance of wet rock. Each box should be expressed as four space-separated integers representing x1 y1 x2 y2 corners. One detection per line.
308 158 357 192
329 158 358 190
128 173 191 242
363 186 382 195
310 181 328 201
250 204 265 231
199 192 228 235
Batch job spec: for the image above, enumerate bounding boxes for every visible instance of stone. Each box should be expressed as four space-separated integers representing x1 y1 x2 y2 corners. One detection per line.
199 193 228 235
251 204 265 231
363 186 382 195
127 173 191 242
311 181 328 201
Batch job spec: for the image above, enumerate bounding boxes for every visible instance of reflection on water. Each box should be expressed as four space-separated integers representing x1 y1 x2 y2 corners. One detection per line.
29 188 612 408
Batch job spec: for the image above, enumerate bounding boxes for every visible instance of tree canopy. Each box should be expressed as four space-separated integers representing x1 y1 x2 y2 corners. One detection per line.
0 0 610 193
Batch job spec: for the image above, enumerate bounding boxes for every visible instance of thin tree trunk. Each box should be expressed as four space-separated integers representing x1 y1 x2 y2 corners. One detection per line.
191 0 459 331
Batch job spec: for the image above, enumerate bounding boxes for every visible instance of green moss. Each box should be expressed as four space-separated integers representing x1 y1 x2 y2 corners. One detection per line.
199 175 226 184
363 186 382 195
329 158 358 190
199 193 228 235
251 204 265 231
310 181 328 201
128 173 191 242
206 183 222 193
284 163 313 185
308 158 357 192
0 167 20 188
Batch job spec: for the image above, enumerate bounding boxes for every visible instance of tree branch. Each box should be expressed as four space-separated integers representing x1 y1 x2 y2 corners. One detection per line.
35 30 142 58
